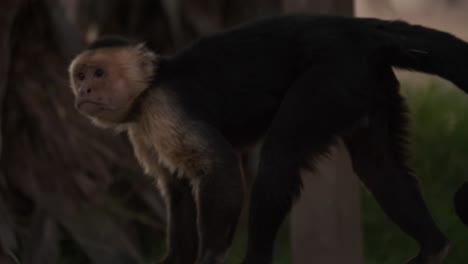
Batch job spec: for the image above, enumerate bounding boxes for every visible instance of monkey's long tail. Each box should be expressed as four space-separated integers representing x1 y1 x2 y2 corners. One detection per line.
375 20 468 92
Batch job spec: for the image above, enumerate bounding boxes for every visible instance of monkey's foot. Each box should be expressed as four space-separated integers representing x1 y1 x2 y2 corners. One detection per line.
196 251 224 264
156 257 174 264
405 243 450 264
157 255 196 264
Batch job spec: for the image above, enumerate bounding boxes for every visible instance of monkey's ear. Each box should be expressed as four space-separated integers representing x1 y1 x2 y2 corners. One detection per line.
135 42 157 61
135 43 157 78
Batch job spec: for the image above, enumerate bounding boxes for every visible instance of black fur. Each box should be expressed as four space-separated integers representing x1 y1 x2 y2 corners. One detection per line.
87 35 133 50
104 15 468 263
455 182 468 226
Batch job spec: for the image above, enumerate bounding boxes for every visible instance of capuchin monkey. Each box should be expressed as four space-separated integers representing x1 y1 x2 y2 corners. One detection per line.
69 15 468 264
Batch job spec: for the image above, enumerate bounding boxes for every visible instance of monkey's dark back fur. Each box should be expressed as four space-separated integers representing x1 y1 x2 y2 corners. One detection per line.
155 15 468 147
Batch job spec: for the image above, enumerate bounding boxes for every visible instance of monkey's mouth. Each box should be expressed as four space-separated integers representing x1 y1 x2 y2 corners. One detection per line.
76 101 108 115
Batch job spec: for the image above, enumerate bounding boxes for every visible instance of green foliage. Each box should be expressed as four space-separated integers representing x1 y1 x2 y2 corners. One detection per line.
364 82 468 263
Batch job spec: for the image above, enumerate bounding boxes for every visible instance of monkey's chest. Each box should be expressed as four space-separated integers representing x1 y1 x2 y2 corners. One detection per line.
128 126 211 178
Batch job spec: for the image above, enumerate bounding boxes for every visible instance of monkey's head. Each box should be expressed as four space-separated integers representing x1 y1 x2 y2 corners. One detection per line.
69 36 156 127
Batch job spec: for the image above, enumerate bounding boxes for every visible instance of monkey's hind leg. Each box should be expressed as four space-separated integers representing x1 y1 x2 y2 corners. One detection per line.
345 95 449 264
243 71 368 264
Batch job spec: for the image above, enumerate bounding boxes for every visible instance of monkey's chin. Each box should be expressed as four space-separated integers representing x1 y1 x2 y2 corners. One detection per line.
78 104 131 127
76 101 106 117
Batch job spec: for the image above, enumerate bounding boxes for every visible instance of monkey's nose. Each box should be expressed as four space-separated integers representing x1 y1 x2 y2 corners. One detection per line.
79 87 93 96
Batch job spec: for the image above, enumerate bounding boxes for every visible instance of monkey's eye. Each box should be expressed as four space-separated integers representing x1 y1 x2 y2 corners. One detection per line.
94 68 104 78
77 72 85 81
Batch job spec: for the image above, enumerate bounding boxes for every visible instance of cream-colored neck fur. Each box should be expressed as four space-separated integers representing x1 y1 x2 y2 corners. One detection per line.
127 88 212 178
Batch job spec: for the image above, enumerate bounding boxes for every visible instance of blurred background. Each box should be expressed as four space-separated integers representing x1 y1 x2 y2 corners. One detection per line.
0 0 467 263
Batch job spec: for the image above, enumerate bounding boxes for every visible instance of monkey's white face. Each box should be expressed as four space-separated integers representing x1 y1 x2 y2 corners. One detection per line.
69 45 155 125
